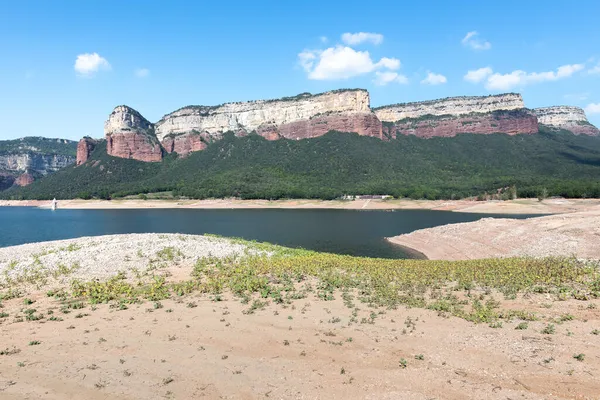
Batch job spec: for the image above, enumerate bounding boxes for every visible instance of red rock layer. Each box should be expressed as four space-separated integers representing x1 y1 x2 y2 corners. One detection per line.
277 112 383 140
384 110 538 139
162 132 208 157
106 133 162 162
15 173 35 186
76 137 98 166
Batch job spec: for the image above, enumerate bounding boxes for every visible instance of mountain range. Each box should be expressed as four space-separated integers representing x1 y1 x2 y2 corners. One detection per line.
1 89 599 200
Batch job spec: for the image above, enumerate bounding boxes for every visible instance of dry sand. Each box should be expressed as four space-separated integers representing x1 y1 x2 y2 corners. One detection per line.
388 206 600 260
1 235 599 399
2 198 600 214
1 287 599 400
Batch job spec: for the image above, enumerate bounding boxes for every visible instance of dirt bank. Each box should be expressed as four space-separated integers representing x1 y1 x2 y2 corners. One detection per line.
388 207 600 260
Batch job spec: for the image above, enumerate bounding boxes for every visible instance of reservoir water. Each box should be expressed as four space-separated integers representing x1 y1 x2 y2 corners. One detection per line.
0 207 539 258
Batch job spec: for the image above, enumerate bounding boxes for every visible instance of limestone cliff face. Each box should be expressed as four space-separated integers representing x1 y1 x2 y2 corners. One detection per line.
375 94 538 138
534 106 600 136
0 153 74 175
76 137 99 165
0 137 76 189
374 93 525 122
155 89 382 142
104 106 163 162
384 109 539 139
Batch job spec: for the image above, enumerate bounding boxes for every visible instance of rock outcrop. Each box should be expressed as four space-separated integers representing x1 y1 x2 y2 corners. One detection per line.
375 94 538 138
384 109 539 139
104 106 163 162
155 89 382 142
76 137 98 165
534 106 600 136
15 172 35 186
374 93 525 121
161 131 208 157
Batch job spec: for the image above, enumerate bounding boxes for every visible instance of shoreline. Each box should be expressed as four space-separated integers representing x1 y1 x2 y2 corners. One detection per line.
2 197 599 214
387 207 600 260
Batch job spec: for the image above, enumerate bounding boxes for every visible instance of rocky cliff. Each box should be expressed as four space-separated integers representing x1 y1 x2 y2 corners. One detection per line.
375 94 538 138
76 137 99 165
155 89 382 144
0 153 75 173
383 109 539 139
98 90 599 162
374 93 525 121
104 106 163 162
534 106 600 136
0 137 77 190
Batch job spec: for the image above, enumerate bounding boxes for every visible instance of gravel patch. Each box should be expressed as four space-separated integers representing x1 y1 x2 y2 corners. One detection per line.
0 233 252 284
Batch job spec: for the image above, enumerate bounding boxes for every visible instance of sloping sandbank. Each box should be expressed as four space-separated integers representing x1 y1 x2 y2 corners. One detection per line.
1 198 599 214
388 207 600 260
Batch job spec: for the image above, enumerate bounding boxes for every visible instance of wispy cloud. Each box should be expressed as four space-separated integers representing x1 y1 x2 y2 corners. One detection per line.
463 67 493 83
461 31 491 51
484 64 584 90
421 72 447 85
464 64 585 90
564 92 590 102
588 63 600 75
341 32 384 46
373 71 408 86
74 53 111 77
134 68 150 78
585 103 600 114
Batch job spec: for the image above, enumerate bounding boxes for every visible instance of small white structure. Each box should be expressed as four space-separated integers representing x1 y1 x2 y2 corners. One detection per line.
51 198 57 211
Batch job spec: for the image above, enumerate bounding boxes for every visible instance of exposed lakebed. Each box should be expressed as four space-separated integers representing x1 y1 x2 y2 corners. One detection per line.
0 207 539 258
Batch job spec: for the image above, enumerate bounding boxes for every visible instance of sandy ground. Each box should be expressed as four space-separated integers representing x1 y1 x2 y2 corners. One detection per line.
2 198 600 214
1 235 600 399
388 206 600 260
0 280 598 399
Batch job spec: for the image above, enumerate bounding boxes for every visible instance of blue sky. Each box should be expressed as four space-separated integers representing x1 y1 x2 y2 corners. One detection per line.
1 0 600 141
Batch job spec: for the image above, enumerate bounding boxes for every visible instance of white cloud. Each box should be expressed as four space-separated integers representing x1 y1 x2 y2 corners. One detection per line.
484 63 584 90
421 72 447 85
373 71 408 86
461 31 491 51
298 45 400 80
341 32 384 46
320 36 328 44
135 68 150 78
464 67 493 83
74 53 111 76
588 63 600 74
585 103 600 114
377 57 401 70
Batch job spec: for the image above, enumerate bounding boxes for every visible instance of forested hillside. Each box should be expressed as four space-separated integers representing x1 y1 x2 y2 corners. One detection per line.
3 128 600 200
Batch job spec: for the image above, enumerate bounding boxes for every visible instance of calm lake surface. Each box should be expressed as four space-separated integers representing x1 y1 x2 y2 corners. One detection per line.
0 208 539 258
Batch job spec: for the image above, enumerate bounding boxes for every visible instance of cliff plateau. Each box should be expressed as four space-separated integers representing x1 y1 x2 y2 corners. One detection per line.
99 91 598 162
375 94 538 138
534 106 600 136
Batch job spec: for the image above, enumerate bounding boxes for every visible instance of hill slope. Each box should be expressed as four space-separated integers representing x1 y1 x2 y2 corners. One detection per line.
3 128 600 200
